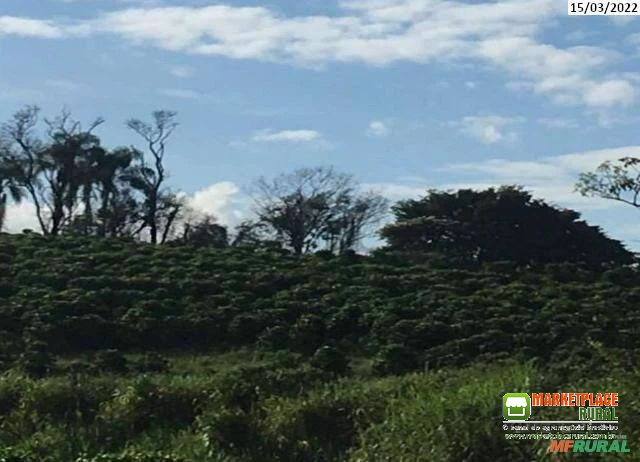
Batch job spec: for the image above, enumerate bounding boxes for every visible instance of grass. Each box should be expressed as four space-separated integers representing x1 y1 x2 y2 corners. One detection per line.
1 358 638 461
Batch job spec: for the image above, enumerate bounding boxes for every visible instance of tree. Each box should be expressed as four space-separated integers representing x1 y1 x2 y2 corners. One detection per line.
576 157 640 208
231 220 274 248
126 111 179 244
1 106 48 234
0 141 24 230
90 147 139 237
252 166 388 254
1 106 106 235
180 213 229 248
40 111 106 236
380 186 633 265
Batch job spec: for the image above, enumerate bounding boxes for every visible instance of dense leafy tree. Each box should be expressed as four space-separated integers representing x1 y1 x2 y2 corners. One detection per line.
380 186 632 265
180 214 228 248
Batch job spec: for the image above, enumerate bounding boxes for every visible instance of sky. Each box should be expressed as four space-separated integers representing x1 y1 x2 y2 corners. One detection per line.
1 0 640 248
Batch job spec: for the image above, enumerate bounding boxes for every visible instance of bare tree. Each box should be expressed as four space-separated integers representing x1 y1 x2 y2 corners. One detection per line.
323 190 389 253
126 111 178 244
252 166 388 254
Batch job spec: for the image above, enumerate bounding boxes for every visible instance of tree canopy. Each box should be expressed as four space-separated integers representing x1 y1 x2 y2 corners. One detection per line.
380 186 632 265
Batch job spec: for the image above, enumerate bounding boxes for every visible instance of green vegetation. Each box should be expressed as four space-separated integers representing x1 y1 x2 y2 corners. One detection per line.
2 106 640 460
0 232 639 460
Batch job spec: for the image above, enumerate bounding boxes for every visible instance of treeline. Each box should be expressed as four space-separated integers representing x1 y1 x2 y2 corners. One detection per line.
1 105 638 264
0 107 388 254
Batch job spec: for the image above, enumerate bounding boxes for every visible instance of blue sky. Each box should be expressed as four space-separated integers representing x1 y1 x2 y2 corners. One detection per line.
2 0 640 247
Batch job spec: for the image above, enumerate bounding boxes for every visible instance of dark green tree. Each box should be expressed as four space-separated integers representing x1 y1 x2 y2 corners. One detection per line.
181 214 229 248
380 186 632 265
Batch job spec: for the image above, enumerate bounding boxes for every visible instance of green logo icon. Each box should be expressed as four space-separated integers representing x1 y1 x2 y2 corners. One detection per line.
503 393 531 421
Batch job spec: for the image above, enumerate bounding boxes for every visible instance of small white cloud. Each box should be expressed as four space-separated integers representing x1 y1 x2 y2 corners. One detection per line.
537 117 578 129
159 88 201 99
44 79 84 92
0 16 64 38
188 181 247 228
170 65 194 78
584 80 635 108
367 120 391 138
252 129 321 143
464 81 477 89
456 115 524 144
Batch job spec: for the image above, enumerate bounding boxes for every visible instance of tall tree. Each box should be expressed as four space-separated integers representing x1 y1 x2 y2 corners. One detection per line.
40 111 105 235
1 106 48 234
92 147 139 237
126 111 179 244
252 166 388 254
380 186 632 265
0 141 24 231
1 106 105 235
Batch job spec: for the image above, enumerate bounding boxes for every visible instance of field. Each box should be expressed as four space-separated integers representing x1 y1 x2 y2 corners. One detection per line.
0 233 638 461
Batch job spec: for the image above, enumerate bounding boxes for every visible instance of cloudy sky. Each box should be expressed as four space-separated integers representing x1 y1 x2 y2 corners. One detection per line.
2 0 640 247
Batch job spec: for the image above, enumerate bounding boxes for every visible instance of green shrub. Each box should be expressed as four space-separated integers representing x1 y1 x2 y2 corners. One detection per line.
16 342 54 378
372 344 419 376
311 346 349 376
130 353 169 373
197 408 259 453
94 350 128 373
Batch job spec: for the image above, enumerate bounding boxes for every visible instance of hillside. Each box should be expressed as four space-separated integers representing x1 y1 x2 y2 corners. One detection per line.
0 233 639 461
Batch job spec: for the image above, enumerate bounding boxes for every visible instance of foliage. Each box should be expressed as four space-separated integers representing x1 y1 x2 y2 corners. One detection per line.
576 156 640 208
380 186 632 265
0 233 639 460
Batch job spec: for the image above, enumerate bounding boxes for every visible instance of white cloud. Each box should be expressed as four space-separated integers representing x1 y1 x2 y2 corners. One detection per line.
455 115 523 144
159 88 203 100
187 181 246 227
439 145 640 209
367 120 390 137
583 80 635 108
359 146 640 216
252 129 322 143
169 65 194 78
44 79 84 92
361 182 427 201
537 117 578 129
2 0 636 109
0 16 64 38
